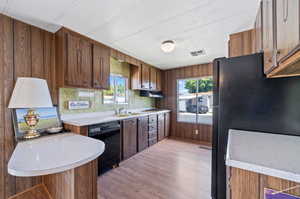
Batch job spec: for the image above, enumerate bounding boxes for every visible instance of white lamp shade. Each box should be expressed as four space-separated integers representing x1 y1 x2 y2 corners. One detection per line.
8 77 53 108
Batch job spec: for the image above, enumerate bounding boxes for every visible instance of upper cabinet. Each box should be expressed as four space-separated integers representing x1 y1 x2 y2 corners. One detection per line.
130 63 162 91
254 1 263 53
141 63 150 89
262 0 276 74
93 44 110 89
276 0 300 62
150 66 157 90
156 70 162 91
56 28 110 89
66 34 92 88
254 0 300 78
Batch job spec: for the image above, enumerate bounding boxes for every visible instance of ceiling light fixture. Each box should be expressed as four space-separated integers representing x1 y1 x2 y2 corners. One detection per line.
161 40 175 53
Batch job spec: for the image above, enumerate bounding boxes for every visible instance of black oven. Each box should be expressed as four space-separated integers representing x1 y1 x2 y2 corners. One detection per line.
88 121 121 175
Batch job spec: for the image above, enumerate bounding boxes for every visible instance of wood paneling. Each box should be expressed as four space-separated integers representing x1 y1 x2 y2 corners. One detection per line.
63 124 88 136
157 113 165 141
137 116 149 152
228 29 255 58
122 118 138 160
157 63 213 144
8 184 52 199
99 138 212 199
42 160 97 199
0 14 57 199
230 167 300 199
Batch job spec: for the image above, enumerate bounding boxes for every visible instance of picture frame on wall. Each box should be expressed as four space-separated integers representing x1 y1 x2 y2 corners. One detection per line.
264 188 300 199
11 106 62 141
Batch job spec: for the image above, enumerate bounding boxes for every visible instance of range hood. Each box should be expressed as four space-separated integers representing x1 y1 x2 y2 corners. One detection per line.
140 90 163 98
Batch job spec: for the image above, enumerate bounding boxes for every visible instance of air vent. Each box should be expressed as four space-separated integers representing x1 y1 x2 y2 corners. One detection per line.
190 50 205 56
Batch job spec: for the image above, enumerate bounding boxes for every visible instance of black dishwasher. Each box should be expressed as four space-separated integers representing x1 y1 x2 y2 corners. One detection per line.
88 121 121 175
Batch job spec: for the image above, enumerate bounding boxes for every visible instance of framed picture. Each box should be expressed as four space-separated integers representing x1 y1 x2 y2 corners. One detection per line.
12 106 62 140
265 188 300 199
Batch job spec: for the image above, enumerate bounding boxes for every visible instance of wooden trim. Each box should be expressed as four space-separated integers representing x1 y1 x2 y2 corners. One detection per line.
267 50 300 78
8 184 52 199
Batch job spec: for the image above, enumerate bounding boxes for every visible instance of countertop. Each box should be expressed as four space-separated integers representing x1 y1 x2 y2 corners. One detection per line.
8 133 105 177
226 129 300 183
62 109 171 126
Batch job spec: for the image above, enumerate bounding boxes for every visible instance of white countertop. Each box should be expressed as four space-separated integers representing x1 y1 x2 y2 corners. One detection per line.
62 109 171 126
226 129 300 183
8 133 105 177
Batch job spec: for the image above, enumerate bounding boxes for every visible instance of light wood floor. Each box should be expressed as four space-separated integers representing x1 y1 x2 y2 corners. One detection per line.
98 138 212 199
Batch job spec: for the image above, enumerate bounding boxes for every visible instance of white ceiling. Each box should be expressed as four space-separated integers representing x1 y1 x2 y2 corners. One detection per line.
0 0 260 69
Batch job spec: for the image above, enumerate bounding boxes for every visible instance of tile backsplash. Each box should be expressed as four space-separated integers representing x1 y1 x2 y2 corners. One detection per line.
59 88 155 115
59 57 155 115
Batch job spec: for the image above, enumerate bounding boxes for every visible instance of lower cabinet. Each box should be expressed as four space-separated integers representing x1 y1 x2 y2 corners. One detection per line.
157 113 165 141
122 118 137 160
165 112 170 137
148 115 158 146
138 116 149 152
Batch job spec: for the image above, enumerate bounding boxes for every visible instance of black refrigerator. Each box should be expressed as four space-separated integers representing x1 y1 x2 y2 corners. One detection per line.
211 53 300 199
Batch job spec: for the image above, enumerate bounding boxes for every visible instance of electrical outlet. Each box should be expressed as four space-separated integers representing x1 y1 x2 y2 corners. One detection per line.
195 129 199 135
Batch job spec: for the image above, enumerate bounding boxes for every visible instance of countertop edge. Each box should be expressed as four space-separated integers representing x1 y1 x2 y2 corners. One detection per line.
226 159 300 183
7 133 105 177
62 110 171 127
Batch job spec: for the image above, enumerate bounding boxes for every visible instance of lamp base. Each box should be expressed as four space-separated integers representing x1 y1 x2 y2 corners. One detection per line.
23 130 40 139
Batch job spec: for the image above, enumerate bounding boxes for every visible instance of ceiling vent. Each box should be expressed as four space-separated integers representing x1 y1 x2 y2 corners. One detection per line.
190 50 205 57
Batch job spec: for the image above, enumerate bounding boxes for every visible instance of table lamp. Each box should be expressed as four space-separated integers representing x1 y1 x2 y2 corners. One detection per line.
8 77 53 139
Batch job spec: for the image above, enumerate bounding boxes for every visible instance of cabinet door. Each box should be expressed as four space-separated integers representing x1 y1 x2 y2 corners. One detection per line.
79 39 92 88
263 0 276 73
123 118 137 160
138 116 149 152
93 44 110 89
66 34 81 87
276 0 300 62
165 112 170 137
255 2 263 53
156 70 162 91
157 114 165 141
141 63 150 89
150 67 157 90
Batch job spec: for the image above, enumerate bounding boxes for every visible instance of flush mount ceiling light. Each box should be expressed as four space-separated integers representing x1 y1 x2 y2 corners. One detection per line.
161 40 175 53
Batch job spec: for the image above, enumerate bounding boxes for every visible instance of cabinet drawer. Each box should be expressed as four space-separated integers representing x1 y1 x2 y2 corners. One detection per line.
149 115 157 123
149 137 157 146
149 123 157 131
149 130 157 139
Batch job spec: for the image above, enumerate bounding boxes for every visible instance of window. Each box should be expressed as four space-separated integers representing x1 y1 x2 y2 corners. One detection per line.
103 74 129 104
177 77 213 124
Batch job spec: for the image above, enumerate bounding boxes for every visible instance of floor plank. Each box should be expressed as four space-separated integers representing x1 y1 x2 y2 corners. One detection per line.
98 138 211 199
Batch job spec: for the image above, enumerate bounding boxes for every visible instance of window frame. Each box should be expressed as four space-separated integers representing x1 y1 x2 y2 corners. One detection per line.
103 74 129 105
176 76 213 125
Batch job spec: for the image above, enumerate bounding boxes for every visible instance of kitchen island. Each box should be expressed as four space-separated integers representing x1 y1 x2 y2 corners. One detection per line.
8 133 105 199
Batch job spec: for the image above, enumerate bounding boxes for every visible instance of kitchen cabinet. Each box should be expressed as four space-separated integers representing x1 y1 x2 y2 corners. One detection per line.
130 64 142 90
254 1 263 53
138 116 149 152
165 112 170 137
156 70 162 91
150 67 157 90
148 114 158 146
122 118 137 160
66 34 92 88
262 0 276 74
56 28 111 89
157 113 165 141
141 63 150 89
276 0 300 63
93 44 110 89
228 30 255 58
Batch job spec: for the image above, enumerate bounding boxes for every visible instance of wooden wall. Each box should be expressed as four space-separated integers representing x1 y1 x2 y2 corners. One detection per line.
230 167 300 199
158 63 213 144
228 29 255 57
0 14 56 199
